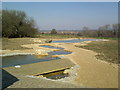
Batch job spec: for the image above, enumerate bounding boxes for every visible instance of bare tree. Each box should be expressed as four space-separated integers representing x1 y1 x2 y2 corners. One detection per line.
104 24 110 30
82 26 89 36
112 24 118 37
83 26 88 31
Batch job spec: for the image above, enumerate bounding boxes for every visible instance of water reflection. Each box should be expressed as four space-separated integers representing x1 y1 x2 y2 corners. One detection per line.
52 39 97 43
2 55 60 67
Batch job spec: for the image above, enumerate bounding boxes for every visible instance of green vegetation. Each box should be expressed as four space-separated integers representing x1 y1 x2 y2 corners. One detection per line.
75 40 119 64
88 37 119 40
2 10 38 38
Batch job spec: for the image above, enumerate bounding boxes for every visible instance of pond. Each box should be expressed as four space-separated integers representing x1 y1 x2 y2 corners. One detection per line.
2 45 72 67
40 45 64 49
2 55 60 67
48 50 72 55
40 45 72 55
52 39 97 43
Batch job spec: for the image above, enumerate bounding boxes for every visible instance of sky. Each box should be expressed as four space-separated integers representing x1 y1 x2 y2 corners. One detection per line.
2 2 118 30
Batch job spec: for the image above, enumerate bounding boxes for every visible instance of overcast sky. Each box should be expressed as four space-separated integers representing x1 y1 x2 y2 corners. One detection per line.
2 2 118 30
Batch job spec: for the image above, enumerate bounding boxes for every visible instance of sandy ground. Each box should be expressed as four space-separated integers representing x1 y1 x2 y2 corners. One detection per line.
54 42 118 88
1 38 118 88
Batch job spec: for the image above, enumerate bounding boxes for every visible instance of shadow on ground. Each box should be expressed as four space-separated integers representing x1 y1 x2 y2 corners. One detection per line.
2 69 19 89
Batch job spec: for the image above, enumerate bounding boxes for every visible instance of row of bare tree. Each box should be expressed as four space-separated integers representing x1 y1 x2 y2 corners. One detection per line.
78 24 119 38
1 10 119 38
50 24 119 38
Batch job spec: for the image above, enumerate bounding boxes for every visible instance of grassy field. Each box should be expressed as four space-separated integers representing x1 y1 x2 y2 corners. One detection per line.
2 34 80 50
2 36 119 65
75 40 119 64
2 38 37 50
38 34 80 39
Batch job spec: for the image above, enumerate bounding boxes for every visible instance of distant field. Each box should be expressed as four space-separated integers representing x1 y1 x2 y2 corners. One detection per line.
75 40 119 64
38 34 80 39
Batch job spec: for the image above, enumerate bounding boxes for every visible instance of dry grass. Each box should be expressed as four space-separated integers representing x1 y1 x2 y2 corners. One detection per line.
75 40 119 64
39 34 79 39
2 38 37 50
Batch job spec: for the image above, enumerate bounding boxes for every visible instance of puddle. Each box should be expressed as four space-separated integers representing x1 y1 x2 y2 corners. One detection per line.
2 55 61 67
52 39 97 43
35 69 69 80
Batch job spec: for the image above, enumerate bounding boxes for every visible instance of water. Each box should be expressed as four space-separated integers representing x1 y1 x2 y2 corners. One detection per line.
48 50 72 55
2 39 97 68
40 45 72 55
40 45 64 49
52 39 97 43
2 55 60 67
2 45 72 67
36 69 68 80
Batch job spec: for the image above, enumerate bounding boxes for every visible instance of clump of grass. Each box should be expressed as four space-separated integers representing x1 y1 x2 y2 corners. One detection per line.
75 40 119 64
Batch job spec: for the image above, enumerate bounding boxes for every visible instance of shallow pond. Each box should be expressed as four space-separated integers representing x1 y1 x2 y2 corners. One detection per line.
40 45 72 55
2 55 60 67
52 39 97 43
40 45 64 49
2 45 72 67
48 50 72 55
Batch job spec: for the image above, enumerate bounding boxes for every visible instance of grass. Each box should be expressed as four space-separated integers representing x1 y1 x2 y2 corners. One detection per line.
2 34 79 50
2 38 38 50
75 40 119 64
38 34 80 39
91 37 119 40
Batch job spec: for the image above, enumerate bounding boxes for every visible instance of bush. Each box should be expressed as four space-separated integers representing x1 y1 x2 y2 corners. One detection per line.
51 29 57 34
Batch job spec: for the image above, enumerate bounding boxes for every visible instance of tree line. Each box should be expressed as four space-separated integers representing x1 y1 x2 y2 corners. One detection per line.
2 10 119 38
78 24 119 38
48 24 119 38
2 10 38 38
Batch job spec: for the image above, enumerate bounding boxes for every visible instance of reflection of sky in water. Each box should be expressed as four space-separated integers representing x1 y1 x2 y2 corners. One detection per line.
48 50 72 55
40 45 64 49
52 39 97 43
3 39 93 67
40 45 72 55
2 55 60 67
